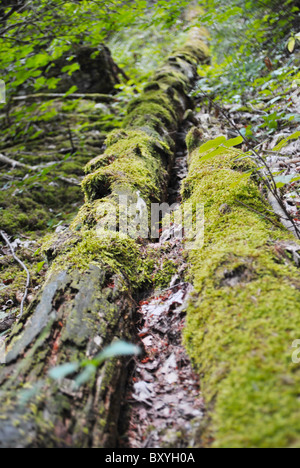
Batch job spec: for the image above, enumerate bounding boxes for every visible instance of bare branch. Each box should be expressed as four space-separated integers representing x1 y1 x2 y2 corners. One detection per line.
0 153 80 185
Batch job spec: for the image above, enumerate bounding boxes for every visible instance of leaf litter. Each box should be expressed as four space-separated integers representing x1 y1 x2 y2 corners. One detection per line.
123 280 204 448
121 128 204 448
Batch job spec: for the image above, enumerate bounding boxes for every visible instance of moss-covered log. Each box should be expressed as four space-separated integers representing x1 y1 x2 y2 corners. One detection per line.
0 31 209 448
183 128 300 448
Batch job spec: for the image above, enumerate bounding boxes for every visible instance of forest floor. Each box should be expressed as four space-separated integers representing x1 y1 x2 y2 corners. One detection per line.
0 95 116 332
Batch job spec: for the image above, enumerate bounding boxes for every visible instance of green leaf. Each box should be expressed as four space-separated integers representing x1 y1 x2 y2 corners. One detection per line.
48 341 140 387
198 136 243 161
26 53 50 69
273 132 300 151
64 85 78 97
36 261 45 273
48 362 79 380
198 136 227 154
61 63 80 75
74 364 96 387
95 341 141 363
223 136 244 147
288 37 296 53
200 147 223 161
274 174 300 188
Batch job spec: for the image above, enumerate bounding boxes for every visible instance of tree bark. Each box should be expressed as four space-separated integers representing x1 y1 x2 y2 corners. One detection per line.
0 30 209 448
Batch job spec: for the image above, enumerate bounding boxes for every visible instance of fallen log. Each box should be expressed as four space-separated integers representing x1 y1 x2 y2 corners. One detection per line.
182 128 300 448
0 31 209 448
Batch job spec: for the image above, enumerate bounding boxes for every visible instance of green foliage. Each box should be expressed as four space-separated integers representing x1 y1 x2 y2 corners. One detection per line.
287 32 300 52
273 130 300 151
198 135 243 157
0 0 190 97
0 1 192 152
193 0 300 110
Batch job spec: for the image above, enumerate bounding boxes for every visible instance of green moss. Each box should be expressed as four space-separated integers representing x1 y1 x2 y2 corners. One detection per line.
154 69 189 93
0 194 49 234
186 127 204 153
177 27 210 62
143 81 161 92
126 91 177 122
84 130 171 175
0 156 87 236
84 153 116 174
153 258 179 290
0 30 212 447
183 140 300 448
49 229 149 289
105 129 129 147
178 43 210 63
124 101 176 130
82 130 170 202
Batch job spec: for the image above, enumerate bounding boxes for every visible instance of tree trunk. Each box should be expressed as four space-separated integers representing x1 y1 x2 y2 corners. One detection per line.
44 46 123 95
0 30 209 448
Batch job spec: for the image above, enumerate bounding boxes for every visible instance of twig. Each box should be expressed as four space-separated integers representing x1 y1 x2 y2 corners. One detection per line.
57 175 80 186
0 153 28 169
280 158 300 165
262 149 287 156
67 124 75 154
254 138 270 150
0 230 30 318
267 193 300 237
0 153 79 185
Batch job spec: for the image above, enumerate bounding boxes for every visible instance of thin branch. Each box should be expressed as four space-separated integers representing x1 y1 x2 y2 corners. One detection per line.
67 124 75 154
267 192 300 238
0 153 28 169
12 93 115 103
234 199 282 229
0 153 80 185
0 230 30 318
